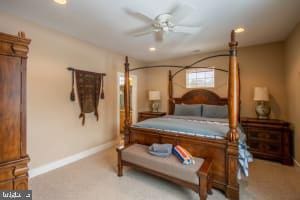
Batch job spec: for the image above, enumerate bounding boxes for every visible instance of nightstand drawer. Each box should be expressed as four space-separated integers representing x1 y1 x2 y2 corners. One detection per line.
247 140 263 152
263 143 281 155
248 140 281 154
247 128 281 143
265 131 282 142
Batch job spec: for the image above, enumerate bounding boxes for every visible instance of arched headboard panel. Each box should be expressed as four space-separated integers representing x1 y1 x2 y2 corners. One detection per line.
168 89 227 114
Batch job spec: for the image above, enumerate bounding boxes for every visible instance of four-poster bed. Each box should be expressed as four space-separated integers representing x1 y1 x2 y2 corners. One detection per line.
123 31 242 200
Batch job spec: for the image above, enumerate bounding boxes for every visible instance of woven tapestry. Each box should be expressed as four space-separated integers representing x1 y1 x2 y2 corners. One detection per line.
70 69 105 125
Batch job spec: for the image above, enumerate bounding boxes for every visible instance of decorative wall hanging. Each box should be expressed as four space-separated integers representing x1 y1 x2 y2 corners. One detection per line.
68 67 106 125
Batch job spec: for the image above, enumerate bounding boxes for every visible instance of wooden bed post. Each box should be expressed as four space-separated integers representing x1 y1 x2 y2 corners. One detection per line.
226 30 240 200
228 30 240 142
124 56 131 145
168 70 173 99
168 70 173 114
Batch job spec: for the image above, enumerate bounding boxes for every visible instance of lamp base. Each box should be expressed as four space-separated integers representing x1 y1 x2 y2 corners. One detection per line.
255 101 271 119
151 101 160 112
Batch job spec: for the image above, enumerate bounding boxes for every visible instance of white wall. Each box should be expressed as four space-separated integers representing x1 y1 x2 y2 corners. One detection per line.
285 23 300 163
0 12 148 168
147 42 288 119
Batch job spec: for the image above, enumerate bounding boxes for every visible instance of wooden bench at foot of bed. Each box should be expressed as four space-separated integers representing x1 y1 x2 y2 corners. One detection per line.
116 144 213 200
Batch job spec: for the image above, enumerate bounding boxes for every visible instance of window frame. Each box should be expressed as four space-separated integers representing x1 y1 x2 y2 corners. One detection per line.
185 68 215 89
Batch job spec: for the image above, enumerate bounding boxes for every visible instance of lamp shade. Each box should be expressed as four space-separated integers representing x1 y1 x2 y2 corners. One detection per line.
149 91 160 100
254 87 269 101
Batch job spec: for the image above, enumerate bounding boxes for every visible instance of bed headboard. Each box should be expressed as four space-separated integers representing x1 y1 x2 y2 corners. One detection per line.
168 89 227 114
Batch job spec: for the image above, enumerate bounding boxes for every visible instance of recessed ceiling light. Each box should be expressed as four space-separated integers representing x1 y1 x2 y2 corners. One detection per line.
235 27 245 33
149 47 156 52
54 0 67 5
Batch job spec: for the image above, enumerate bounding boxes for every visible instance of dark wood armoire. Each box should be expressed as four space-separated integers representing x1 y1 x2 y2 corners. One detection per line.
0 32 30 190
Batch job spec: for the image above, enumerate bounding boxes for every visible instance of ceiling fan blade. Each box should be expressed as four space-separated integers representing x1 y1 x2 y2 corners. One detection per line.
172 26 202 34
132 27 155 37
124 8 156 24
127 25 152 35
169 4 193 23
155 31 164 42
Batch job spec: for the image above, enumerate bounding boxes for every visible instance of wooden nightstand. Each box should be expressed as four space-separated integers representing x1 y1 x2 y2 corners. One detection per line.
138 111 166 122
241 117 293 165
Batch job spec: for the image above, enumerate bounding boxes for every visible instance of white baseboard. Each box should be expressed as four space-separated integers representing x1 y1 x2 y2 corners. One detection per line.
294 158 300 167
29 140 116 178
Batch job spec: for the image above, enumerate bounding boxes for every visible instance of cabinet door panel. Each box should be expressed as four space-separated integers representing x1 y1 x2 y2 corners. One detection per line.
0 55 21 163
0 180 13 190
14 176 28 190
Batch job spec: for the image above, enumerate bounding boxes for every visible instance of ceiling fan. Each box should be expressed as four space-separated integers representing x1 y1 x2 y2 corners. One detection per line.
126 4 202 42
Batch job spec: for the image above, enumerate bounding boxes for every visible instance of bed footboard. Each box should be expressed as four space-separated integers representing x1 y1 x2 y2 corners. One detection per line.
128 127 239 200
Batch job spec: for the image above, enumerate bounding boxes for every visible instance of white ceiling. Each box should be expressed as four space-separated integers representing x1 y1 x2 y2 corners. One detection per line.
1 0 300 62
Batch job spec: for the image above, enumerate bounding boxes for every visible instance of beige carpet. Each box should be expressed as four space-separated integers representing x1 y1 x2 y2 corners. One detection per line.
30 148 300 200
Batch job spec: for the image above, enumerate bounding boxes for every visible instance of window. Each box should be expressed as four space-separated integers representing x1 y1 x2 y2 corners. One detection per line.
119 76 133 86
186 68 215 88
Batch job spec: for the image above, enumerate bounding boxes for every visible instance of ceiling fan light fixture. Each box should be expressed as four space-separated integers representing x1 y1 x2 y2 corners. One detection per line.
149 47 156 52
127 5 201 42
235 27 245 33
54 0 67 5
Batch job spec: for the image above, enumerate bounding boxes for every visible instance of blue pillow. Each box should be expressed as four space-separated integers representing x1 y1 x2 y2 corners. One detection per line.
174 104 202 116
202 104 228 118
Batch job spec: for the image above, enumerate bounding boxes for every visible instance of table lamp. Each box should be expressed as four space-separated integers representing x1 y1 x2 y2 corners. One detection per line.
149 91 160 112
254 87 271 119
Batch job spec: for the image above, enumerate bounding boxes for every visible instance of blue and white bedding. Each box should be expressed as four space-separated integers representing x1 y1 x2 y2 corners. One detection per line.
132 115 253 179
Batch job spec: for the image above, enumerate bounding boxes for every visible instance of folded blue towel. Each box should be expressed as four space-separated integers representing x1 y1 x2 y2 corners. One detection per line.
148 143 173 157
148 151 172 157
151 143 173 153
